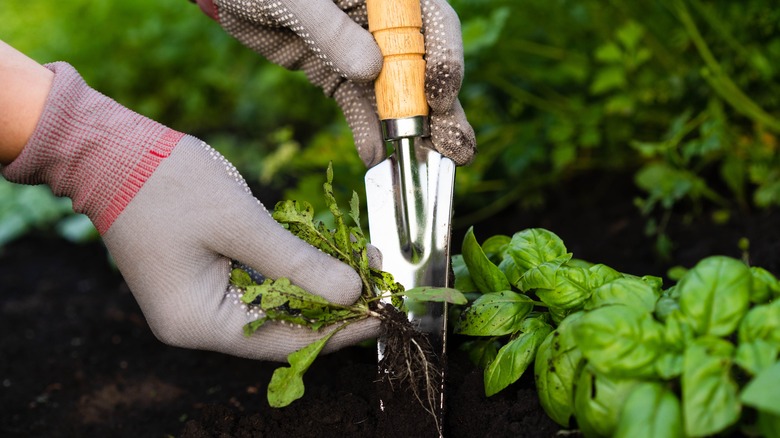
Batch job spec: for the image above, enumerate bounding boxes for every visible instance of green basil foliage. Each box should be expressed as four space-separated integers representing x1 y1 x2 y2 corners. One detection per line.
454 227 780 436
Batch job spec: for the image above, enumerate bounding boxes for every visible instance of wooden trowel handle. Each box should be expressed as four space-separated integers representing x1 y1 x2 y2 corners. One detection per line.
366 0 428 121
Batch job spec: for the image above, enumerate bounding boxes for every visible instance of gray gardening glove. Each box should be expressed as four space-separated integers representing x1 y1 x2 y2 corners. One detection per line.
1 62 380 362
192 0 477 167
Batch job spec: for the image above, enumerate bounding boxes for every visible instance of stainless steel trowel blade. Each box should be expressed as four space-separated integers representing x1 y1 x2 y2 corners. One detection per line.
364 143 456 356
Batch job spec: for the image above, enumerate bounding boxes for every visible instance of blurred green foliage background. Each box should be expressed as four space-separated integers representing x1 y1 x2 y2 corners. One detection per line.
1 0 779 253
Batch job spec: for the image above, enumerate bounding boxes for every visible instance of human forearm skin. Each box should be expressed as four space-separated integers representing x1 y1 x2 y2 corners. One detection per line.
0 40 54 165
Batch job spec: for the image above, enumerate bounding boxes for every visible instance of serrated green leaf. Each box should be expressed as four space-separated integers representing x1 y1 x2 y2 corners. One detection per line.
484 320 552 396
230 268 254 288
323 163 351 258
243 278 330 310
462 227 511 293
371 269 405 295
403 287 468 305
243 317 268 336
455 291 534 336
678 256 751 337
242 283 266 304
349 191 360 227
682 338 740 437
267 330 337 407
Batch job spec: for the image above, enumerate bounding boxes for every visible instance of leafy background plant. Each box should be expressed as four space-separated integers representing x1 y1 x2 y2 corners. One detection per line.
452 226 780 437
2 0 779 256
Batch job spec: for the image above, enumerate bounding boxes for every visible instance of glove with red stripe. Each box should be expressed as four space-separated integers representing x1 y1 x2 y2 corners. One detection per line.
1 62 379 362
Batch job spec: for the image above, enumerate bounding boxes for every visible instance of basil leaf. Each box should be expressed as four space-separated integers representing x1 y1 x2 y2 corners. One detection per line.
573 304 664 378
462 227 511 293
481 234 511 263
655 352 683 380
735 339 779 376
498 256 522 288
678 256 751 337
534 312 584 427
452 254 478 293
267 330 336 407
518 255 571 291
535 265 591 310
574 366 640 438
585 277 658 312
614 382 683 438
662 310 695 348
460 339 501 369
507 228 569 274
455 291 534 336
738 300 780 346
483 317 553 396
655 296 679 322
655 311 694 379
682 337 740 436
758 411 780 438
750 266 780 304
741 360 780 416
587 264 624 289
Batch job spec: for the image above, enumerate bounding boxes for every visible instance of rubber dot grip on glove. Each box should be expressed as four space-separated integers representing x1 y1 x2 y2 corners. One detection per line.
366 0 428 121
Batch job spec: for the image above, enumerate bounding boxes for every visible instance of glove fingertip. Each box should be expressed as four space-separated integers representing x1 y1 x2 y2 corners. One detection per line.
337 36 383 82
307 259 364 306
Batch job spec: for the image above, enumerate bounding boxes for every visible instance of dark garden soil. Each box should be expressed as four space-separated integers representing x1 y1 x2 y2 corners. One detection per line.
2 170 779 438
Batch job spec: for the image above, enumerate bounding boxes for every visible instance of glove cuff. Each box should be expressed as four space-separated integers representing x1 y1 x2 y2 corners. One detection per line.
1 62 185 234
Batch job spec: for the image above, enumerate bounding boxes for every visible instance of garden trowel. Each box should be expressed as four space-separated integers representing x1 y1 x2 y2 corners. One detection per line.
364 0 455 434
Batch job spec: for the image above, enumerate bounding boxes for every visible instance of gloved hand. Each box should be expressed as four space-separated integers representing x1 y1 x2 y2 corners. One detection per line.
1 62 380 362
192 0 477 167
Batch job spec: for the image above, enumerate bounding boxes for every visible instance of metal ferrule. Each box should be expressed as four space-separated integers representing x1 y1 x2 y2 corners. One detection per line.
381 116 430 141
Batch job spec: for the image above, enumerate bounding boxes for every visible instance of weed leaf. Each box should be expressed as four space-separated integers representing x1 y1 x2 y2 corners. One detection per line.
267 330 337 407
403 286 468 304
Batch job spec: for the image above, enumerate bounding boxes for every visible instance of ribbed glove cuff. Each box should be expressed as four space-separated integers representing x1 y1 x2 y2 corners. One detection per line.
1 62 185 234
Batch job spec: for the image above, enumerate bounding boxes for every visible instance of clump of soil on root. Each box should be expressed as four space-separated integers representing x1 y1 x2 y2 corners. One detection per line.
373 302 445 437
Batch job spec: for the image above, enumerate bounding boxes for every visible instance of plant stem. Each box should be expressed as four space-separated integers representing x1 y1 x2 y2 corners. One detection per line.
672 0 780 133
